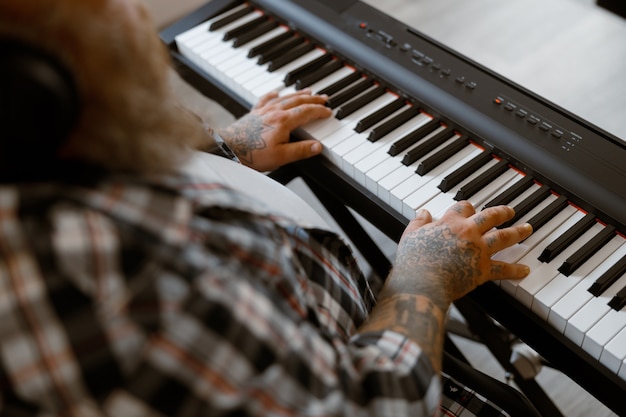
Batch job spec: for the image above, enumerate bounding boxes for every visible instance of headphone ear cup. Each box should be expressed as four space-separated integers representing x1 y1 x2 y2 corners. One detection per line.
0 40 80 170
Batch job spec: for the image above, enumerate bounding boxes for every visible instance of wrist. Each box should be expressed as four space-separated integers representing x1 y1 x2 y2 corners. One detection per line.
382 269 451 313
359 293 447 372
205 126 240 163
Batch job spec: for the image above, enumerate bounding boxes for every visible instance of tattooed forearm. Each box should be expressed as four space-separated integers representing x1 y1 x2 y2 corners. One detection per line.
218 114 273 165
359 294 446 372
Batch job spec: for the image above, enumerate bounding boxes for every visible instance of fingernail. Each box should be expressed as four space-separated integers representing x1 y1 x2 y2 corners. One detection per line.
415 208 429 218
311 142 322 154
522 223 533 233
522 265 531 276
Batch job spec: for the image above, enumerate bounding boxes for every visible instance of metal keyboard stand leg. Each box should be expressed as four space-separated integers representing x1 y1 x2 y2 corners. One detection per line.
454 295 565 417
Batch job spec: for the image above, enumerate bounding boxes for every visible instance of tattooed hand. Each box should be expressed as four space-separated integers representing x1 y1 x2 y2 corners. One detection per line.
387 201 533 310
216 89 332 172
358 201 532 372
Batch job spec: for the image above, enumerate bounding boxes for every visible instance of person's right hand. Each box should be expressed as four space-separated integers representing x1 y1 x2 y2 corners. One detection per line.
385 200 533 311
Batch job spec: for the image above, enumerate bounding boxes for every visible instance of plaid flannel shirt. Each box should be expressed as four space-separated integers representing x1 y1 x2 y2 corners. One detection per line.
0 169 508 417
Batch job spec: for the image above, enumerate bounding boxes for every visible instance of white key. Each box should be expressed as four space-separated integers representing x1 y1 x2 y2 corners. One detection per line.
513 214 604 307
584 304 626 360
216 26 289 74
247 49 328 98
565 264 626 347
329 96 408 170
196 12 265 60
466 169 519 209
535 235 625 321
494 204 581 264
352 114 431 191
400 146 482 218
602 326 626 373
176 21 212 46
420 158 502 216
344 113 430 180
549 241 626 333
378 126 449 206
496 195 581 295
176 3 251 47
315 95 399 150
383 132 462 209
303 66 356 95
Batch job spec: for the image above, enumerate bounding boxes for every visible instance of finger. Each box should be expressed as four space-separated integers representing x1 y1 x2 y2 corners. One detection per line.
412 208 433 228
276 88 314 101
403 208 433 234
280 93 329 110
470 205 516 233
275 139 323 165
444 200 476 218
483 222 533 254
254 91 280 108
279 103 332 131
489 260 530 281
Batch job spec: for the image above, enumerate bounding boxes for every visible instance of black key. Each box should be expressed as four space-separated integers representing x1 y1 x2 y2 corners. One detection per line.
588 254 626 297
248 30 293 58
317 72 361 96
258 36 304 65
296 60 343 90
232 19 278 48
368 106 421 142
608 286 626 311
498 185 551 229
336 85 385 120
558 224 616 276
284 53 333 86
354 98 405 133
403 126 455 166
209 5 254 31
438 150 492 192
483 175 534 209
454 159 509 201
326 78 373 109
388 118 440 156
224 15 267 41
416 135 468 176
267 42 314 72
538 213 596 263
525 195 569 233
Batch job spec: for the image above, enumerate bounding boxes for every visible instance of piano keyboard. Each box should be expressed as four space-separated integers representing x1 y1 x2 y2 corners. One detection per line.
163 0 626 407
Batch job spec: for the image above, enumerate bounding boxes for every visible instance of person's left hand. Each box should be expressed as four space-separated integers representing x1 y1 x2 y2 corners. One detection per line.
217 89 332 172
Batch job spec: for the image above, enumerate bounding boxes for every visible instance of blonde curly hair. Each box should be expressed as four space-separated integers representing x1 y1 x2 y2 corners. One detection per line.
0 0 210 174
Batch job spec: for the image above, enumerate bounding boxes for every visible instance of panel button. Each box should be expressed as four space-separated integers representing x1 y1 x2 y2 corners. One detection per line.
551 130 564 139
504 103 516 111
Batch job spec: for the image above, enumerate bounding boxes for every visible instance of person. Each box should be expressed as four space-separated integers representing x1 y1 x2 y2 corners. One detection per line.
0 0 534 416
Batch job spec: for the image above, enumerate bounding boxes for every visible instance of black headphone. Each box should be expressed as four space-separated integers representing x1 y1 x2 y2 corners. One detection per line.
0 39 80 180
